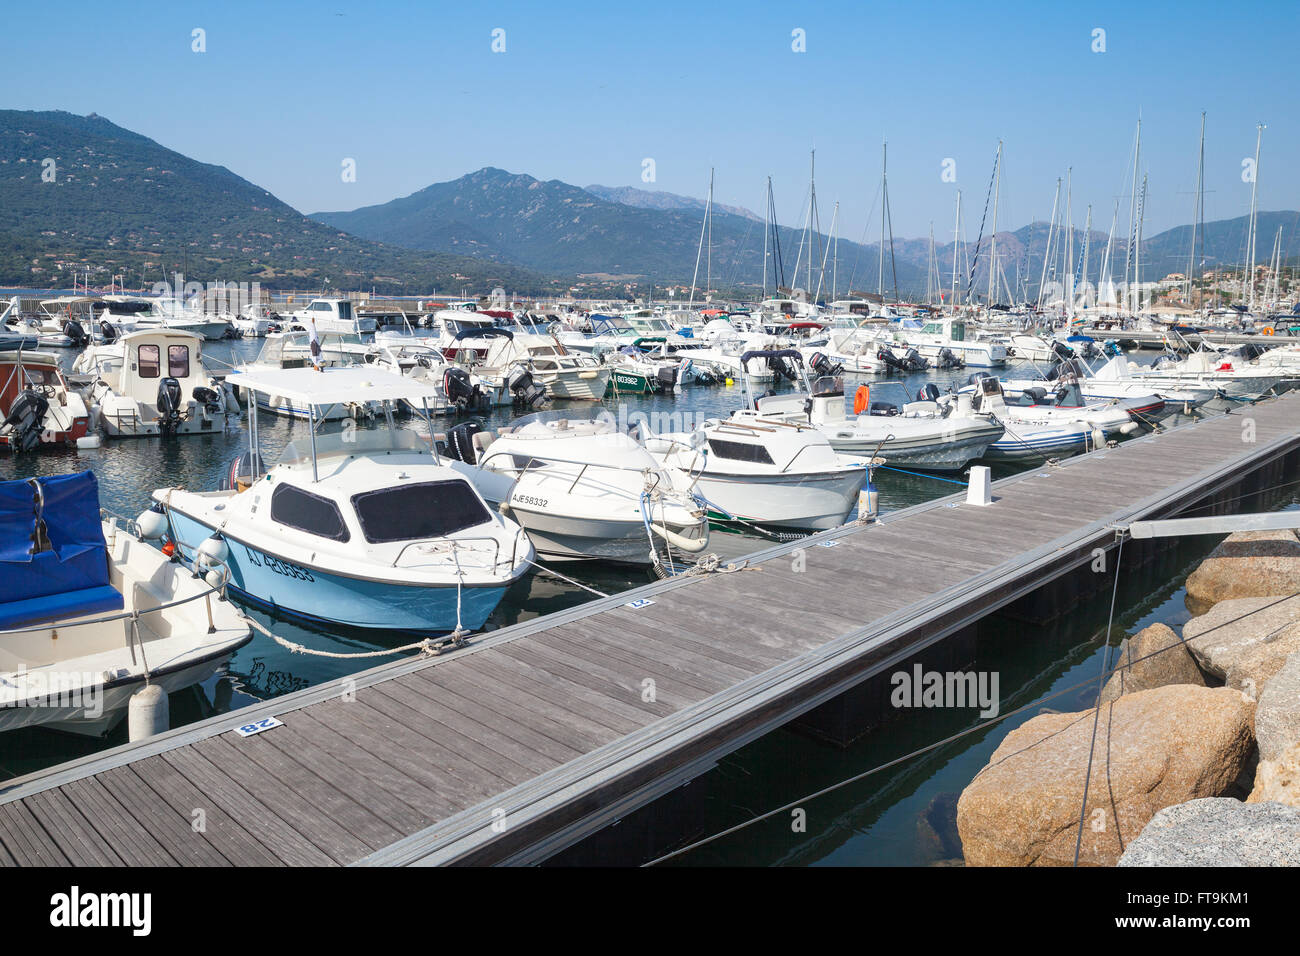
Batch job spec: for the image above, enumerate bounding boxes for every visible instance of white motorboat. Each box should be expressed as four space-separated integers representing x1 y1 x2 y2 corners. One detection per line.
0 470 250 735
477 333 611 401
154 366 532 633
745 351 1004 471
955 377 1096 461
76 329 235 438
235 330 374 421
1126 348 1292 402
441 411 709 565
281 298 376 334
958 375 1151 437
892 315 1007 367
644 412 868 532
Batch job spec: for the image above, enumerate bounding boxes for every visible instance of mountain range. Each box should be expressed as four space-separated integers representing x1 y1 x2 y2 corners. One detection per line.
0 110 557 294
2 110 1295 300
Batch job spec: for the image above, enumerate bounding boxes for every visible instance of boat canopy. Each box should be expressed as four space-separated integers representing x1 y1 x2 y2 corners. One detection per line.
739 348 803 365
0 472 123 630
226 365 445 408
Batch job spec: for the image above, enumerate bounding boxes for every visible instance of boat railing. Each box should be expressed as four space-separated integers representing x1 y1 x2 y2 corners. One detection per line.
390 529 525 574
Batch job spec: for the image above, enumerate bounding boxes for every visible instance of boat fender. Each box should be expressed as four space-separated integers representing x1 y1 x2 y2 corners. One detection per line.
197 535 230 567
649 522 709 553
853 386 870 415
128 684 169 742
136 504 169 539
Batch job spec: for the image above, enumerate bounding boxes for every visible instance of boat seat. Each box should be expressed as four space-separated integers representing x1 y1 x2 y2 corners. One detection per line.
0 581 123 631
0 471 125 632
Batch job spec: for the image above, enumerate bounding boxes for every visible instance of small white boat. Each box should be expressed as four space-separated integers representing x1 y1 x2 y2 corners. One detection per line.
77 329 235 438
645 415 868 532
155 366 532 633
749 351 1005 471
442 411 709 564
0 471 250 735
281 298 376 334
1 350 93 451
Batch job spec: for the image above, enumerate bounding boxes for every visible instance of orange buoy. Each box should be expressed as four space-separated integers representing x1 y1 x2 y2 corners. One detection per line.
1263 326 1274 336
161 540 176 557
853 385 870 415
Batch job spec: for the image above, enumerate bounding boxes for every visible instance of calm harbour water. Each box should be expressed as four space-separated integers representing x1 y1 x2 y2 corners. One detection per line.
0 335 1241 866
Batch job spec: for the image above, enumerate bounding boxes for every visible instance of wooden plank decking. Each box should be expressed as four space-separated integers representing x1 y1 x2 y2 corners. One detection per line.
1 395 1298 866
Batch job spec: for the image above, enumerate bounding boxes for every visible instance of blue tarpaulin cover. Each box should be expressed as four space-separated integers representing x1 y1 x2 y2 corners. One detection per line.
0 471 122 629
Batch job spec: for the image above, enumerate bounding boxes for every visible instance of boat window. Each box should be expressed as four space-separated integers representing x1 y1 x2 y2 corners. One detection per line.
338 302 352 321
168 344 190 378
351 480 491 543
707 439 775 465
137 344 160 378
270 484 351 542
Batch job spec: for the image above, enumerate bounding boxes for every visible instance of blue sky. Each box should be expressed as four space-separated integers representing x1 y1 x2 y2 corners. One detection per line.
6 0 1298 243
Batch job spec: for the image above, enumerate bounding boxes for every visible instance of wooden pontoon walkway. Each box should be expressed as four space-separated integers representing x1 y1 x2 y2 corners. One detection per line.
2 395 1298 866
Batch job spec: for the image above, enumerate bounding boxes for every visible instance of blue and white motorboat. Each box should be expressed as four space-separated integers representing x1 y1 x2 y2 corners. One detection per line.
151 365 533 634
0 471 250 735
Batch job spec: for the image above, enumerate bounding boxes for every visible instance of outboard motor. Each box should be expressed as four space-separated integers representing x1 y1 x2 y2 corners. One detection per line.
876 347 905 372
935 347 964 369
753 388 776 410
445 421 484 464
902 347 928 371
156 377 184 436
966 371 996 387
505 364 547 409
99 320 120 344
63 319 88 347
442 367 481 413
1050 340 1075 363
1 390 50 452
192 385 222 415
808 351 843 377
917 383 942 402
655 365 678 390
218 451 266 491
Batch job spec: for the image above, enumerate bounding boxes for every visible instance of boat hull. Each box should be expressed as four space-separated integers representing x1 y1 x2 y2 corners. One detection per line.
501 505 705 564
165 509 510 632
692 468 865 531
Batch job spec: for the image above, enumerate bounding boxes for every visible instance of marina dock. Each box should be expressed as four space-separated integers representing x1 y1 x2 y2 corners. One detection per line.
1 394 1297 866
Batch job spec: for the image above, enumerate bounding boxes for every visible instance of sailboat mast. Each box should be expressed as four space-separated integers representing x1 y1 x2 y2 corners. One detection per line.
706 167 713 300
1187 112 1205 307
878 140 887 300
1246 123 1264 311
1064 167 1073 317
986 140 1002 307
688 167 713 310
762 177 770 300
1081 204 1093 309
950 190 962 309
1036 178 1061 312
1126 119 1141 313
1100 199 1119 308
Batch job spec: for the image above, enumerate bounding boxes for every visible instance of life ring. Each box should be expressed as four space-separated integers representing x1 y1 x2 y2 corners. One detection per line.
853 385 870 415
1263 327 1274 336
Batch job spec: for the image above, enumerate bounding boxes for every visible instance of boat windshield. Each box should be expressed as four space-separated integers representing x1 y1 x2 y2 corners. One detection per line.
506 408 620 437
277 428 432 467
